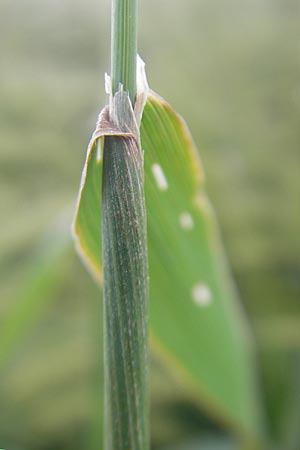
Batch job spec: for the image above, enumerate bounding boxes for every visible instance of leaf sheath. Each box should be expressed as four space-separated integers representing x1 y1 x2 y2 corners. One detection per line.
102 129 149 448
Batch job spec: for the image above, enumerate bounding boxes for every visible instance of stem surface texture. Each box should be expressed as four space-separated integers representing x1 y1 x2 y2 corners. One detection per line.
111 0 137 104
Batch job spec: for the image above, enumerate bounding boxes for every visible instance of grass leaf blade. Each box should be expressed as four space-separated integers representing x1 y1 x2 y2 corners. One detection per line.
73 87 262 444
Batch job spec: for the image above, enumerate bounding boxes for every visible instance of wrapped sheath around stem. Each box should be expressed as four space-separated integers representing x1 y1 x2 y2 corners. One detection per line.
101 91 149 450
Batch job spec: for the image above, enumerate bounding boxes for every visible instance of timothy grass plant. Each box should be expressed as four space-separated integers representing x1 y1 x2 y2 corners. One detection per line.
73 0 263 448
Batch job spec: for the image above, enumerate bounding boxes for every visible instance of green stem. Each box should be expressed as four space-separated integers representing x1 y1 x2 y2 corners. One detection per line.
102 2 149 449
102 136 149 450
111 0 137 104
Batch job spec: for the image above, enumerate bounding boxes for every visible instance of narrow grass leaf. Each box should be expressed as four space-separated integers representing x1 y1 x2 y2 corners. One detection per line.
0 224 70 367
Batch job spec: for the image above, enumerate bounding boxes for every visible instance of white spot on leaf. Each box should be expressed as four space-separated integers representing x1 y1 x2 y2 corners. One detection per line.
152 164 168 191
96 139 102 162
192 283 212 307
179 212 194 230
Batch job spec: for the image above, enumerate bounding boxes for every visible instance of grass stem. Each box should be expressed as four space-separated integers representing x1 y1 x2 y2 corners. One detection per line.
111 0 137 104
102 1 149 449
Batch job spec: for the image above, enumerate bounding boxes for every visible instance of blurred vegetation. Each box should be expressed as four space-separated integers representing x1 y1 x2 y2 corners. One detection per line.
0 0 299 449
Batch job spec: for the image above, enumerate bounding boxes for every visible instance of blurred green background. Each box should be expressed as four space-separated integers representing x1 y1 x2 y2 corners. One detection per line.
0 0 299 449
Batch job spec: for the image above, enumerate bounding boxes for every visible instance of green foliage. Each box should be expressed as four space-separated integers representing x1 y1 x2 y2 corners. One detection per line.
1 1 300 449
0 226 70 367
73 90 262 444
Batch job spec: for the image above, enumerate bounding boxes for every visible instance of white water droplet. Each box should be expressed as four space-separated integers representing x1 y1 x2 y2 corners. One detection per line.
152 164 168 191
179 212 194 230
192 283 212 307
